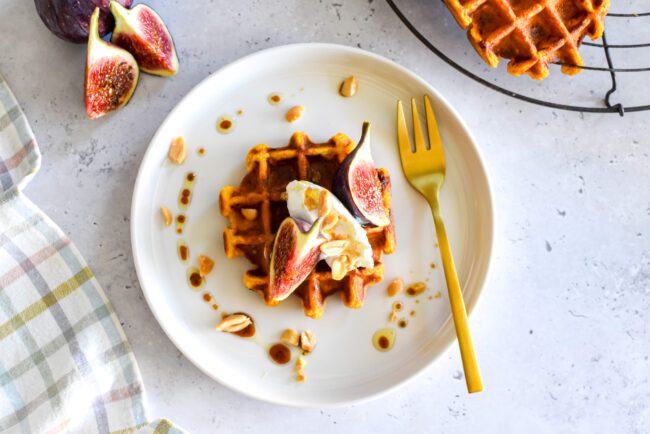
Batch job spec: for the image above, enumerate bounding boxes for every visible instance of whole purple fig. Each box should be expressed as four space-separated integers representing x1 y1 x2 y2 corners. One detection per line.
34 0 133 43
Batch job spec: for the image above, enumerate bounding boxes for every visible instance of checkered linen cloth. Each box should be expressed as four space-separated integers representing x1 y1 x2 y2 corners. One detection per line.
0 75 183 434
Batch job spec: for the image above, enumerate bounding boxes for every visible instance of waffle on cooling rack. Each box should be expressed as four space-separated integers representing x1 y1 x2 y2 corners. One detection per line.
442 0 610 79
219 132 396 319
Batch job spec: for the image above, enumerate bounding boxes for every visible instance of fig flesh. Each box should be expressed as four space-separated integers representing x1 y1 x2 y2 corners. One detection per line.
268 217 325 304
333 122 390 227
110 1 179 76
85 7 139 119
34 0 133 43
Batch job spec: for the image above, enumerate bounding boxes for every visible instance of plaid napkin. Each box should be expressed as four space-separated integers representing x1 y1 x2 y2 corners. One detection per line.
0 75 183 434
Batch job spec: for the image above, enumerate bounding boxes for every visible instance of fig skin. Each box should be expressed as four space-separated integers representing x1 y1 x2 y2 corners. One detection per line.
333 122 390 227
34 0 133 43
268 217 325 304
110 1 180 76
85 7 139 119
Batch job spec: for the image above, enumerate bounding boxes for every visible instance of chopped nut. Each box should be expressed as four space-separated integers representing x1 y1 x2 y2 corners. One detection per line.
296 374 306 382
198 255 215 277
216 314 251 333
280 328 300 347
168 136 187 164
388 310 398 322
161 206 173 227
387 278 404 297
285 105 305 123
339 75 358 97
299 330 316 353
295 355 307 373
434 291 442 299
319 240 349 257
241 208 258 221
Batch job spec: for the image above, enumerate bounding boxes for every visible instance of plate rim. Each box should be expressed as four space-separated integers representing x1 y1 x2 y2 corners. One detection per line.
130 42 495 408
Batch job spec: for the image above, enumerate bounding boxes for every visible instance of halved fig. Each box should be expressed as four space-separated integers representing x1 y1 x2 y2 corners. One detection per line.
110 1 179 76
85 8 139 119
333 122 390 227
268 217 324 304
34 0 133 43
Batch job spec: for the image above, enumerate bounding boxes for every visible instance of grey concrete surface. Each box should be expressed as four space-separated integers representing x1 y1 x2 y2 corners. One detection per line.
1 0 649 432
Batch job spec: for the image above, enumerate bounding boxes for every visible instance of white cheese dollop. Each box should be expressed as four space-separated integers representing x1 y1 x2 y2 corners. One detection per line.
286 180 374 271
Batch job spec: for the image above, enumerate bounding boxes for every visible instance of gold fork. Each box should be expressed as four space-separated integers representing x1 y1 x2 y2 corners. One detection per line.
397 96 483 393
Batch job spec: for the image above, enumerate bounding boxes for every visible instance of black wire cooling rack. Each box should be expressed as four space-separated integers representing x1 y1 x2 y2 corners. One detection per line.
387 0 650 115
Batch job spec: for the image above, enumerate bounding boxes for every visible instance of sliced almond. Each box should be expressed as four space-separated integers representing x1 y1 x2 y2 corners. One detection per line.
330 257 346 281
241 208 258 221
285 105 305 123
322 213 339 232
299 330 316 353
280 328 300 347
387 278 404 297
160 206 173 227
216 314 251 333
319 240 349 257
317 190 331 216
198 255 215 277
339 75 358 97
168 136 187 164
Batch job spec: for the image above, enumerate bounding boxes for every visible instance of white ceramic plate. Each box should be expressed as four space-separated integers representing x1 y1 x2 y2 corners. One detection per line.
131 43 493 407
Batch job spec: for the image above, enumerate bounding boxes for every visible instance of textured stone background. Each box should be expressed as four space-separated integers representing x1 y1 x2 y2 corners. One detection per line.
1 0 649 432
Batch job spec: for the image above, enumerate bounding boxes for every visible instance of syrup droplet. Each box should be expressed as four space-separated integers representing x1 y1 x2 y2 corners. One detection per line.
175 214 187 234
392 301 403 312
177 172 196 212
267 93 282 105
217 116 234 134
186 267 204 290
177 239 189 262
406 282 427 296
197 147 206 156
372 328 395 352
398 319 408 329
269 343 291 364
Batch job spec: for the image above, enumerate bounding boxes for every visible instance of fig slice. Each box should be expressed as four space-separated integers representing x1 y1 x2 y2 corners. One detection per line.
268 217 325 304
110 1 179 76
85 7 139 119
333 122 390 227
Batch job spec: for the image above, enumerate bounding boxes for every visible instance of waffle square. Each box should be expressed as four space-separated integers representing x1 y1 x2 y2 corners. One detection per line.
443 0 610 79
219 132 396 319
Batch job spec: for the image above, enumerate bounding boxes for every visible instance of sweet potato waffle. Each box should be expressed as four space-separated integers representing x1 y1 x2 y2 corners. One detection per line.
219 132 396 319
442 0 610 79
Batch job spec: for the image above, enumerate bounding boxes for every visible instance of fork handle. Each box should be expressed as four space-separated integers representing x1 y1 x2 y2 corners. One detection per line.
429 197 484 393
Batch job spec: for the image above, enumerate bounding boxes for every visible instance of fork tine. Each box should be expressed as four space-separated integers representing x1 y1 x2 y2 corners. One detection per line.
411 98 427 152
424 95 444 159
396 100 412 158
